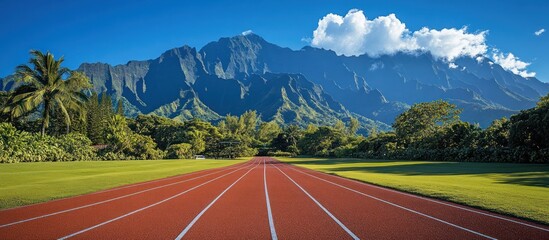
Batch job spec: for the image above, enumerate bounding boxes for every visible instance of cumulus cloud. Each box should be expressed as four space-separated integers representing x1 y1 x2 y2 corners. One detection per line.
311 9 536 78
412 27 487 61
242 30 253 36
492 50 536 78
311 9 487 61
312 10 414 57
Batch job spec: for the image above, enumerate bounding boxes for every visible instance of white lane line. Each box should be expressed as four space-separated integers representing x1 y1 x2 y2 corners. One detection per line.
0 161 250 213
89 161 251 194
284 164 497 240
175 160 261 240
0 161 253 229
272 163 360 240
57 162 257 240
264 159 278 240
289 163 549 233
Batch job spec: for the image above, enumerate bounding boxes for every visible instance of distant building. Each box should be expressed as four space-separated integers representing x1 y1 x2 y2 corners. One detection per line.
194 155 206 159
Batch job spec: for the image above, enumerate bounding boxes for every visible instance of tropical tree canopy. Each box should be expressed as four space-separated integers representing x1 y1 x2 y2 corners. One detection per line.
2 50 91 135
393 100 461 146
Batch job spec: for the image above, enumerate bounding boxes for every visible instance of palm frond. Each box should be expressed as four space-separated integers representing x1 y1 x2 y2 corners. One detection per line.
54 96 71 127
71 91 89 103
8 91 44 118
8 50 90 135
11 90 41 102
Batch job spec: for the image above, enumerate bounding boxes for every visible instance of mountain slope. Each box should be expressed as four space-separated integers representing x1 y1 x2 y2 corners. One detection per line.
151 90 221 122
74 47 389 130
2 33 547 129
199 34 548 126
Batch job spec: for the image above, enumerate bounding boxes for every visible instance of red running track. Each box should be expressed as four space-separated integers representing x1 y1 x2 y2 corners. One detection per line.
0 157 547 239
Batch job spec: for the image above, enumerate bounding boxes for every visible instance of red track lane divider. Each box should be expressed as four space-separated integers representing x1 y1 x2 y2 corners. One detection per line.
174 160 261 240
264 158 278 240
271 162 360 240
281 159 549 233
0 160 255 229
57 159 260 240
278 162 499 239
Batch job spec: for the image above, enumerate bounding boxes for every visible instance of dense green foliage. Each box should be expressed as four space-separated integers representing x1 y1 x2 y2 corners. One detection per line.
166 143 193 159
1 51 548 163
0 123 96 163
1 50 91 136
267 97 549 163
353 99 549 163
104 115 165 160
271 125 302 156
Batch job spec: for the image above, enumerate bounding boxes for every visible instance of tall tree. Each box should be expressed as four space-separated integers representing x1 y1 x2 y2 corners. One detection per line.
240 110 258 136
116 99 124 115
272 125 302 154
393 100 461 146
257 121 281 144
2 50 91 136
333 120 345 133
481 118 510 148
509 94 549 150
100 93 114 117
86 92 104 144
347 117 360 136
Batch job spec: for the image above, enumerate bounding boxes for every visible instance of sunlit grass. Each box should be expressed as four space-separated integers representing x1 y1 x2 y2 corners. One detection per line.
277 157 549 224
0 158 249 209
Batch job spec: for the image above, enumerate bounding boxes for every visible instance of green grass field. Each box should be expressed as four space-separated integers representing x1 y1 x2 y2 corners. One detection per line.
0 158 248 210
277 157 549 225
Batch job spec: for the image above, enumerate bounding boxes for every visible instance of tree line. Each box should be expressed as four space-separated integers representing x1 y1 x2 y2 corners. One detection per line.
1 51 548 163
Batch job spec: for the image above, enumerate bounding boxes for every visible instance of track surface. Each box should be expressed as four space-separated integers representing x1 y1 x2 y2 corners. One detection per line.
0 157 547 239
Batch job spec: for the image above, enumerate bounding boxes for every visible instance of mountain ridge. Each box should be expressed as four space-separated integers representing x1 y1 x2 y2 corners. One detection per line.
2 33 547 129
198 33 547 126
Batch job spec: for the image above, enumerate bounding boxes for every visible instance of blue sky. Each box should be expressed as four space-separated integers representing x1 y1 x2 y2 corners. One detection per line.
1 0 548 81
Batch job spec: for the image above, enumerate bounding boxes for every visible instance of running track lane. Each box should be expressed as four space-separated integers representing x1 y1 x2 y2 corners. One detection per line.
59 160 261 240
178 157 271 239
0 159 251 226
274 159 549 240
0 159 258 239
267 158 357 239
0 157 547 239
273 162 488 239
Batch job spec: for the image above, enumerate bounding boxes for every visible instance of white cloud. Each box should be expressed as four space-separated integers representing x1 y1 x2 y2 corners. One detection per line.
242 30 253 36
312 10 414 57
412 27 487 61
311 9 536 78
492 50 536 78
311 9 487 61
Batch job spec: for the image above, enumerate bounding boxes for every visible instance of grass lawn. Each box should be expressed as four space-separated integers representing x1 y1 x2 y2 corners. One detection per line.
0 158 248 210
277 157 549 225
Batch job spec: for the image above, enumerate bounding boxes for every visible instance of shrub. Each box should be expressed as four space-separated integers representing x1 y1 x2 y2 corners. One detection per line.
166 143 193 159
58 133 97 161
266 151 296 157
0 122 98 163
105 115 165 160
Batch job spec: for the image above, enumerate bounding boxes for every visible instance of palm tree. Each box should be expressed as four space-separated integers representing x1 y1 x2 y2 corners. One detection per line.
2 50 91 136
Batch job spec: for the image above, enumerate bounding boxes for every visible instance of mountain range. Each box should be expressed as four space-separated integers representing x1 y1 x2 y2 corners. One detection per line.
2 33 548 131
